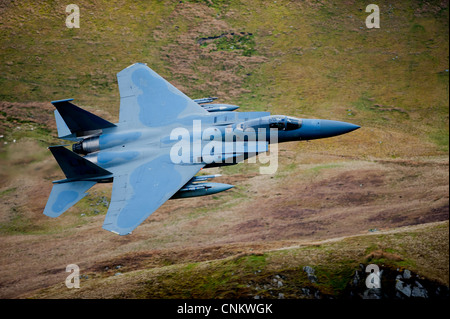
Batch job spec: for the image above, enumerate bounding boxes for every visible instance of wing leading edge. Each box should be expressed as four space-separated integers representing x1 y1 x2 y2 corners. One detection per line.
103 155 204 235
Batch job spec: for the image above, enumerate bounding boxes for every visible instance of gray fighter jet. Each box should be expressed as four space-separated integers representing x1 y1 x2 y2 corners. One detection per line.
44 63 359 235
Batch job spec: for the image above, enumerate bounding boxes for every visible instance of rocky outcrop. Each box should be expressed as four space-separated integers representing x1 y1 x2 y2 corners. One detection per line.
247 264 449 299
302 266 318 284
345 264 449 299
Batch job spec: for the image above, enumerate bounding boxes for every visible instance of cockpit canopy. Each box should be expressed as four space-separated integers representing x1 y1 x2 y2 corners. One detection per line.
269 116 302 131
239 115 302 131
286 116 302 130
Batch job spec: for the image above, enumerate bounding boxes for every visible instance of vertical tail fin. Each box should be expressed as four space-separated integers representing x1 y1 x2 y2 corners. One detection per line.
51 99 116 136
54 109 78 141
49 146 111 180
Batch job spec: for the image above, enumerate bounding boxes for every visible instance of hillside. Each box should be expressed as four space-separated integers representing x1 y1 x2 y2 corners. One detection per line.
0 0 448 299
23 221 450 299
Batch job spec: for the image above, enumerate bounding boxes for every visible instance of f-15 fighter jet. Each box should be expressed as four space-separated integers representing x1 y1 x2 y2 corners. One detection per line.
44 63 359 235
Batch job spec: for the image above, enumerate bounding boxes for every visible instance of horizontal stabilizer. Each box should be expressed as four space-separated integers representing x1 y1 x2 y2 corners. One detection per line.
44 181 96 217
51 99 116 135
49 146 112 180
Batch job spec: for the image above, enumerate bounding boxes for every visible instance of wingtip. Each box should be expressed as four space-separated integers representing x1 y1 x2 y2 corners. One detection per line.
102 223 133 236
51 98 74 104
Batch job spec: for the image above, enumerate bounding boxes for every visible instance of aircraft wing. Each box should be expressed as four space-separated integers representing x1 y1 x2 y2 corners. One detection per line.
103 154 204 235
116 63 208 127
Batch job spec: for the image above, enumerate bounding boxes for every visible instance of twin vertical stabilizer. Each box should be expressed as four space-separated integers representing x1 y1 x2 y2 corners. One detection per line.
52 98 116 140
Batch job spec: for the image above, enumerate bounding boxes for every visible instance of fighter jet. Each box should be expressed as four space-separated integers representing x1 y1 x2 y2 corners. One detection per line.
43 63 360 235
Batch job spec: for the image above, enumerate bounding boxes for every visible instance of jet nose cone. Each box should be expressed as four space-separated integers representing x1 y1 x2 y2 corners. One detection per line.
320 120 360 138
219 184 234 192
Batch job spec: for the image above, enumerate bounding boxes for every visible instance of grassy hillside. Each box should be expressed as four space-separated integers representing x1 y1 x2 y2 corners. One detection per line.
26 221 449 298
0 0 448 299
0 0 448 151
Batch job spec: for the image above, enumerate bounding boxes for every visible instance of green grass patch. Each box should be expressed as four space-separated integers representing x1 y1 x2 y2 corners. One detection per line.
75 191 110 218
239 254 267 272
0 187 17 197
313 265 356 296
428 127 449 152
214 33 256 57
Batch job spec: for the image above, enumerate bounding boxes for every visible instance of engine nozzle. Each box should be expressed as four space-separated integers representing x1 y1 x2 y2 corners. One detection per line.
72 136 100 154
